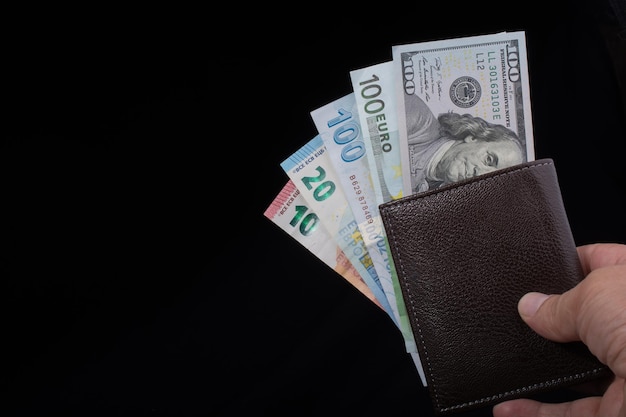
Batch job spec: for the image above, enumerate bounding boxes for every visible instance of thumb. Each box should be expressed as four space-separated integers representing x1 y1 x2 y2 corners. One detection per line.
518 269 626 379
518 292 578 342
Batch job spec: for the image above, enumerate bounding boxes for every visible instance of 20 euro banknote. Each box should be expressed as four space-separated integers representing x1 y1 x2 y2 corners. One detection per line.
280 135 397 323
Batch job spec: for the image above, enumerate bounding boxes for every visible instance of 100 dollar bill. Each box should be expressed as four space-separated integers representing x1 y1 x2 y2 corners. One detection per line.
392 31 535 195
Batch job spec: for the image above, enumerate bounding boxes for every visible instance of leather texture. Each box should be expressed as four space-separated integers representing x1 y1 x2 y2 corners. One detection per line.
379 159 611 415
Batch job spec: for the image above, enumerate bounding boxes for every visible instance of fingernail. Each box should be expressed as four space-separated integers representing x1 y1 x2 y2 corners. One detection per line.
518 292 550 318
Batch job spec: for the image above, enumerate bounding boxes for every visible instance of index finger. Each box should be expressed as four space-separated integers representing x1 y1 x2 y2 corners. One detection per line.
577 243 626 275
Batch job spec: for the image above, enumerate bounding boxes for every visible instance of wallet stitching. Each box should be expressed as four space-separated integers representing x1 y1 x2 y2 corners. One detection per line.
439 367 608 412
387 215 440 405
383 160 596 411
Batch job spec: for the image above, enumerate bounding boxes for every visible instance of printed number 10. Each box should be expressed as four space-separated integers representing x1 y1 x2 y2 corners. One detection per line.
289 205 319 237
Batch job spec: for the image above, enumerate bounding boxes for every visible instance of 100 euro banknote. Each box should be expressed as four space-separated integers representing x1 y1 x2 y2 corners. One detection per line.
349 61 422 363
350 60 404 204
310 93 400 323
310 93 422 360
264 179 383 309
392 31 535 195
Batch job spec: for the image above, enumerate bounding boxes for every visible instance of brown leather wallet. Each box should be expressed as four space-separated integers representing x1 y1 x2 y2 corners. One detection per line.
379 159 611 415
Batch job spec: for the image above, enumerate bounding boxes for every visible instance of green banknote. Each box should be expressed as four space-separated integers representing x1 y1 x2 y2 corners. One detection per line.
392 31 535 195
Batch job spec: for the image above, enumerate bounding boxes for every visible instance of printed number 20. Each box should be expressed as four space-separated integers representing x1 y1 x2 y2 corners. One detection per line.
301 166 336 202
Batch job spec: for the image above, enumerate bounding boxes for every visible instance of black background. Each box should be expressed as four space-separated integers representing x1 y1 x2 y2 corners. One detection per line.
3 1 625 416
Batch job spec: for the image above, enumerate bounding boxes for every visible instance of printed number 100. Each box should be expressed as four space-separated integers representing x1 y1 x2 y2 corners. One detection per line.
326 108 365 163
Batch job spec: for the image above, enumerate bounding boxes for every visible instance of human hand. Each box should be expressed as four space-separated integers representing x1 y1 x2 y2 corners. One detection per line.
493 243 626 417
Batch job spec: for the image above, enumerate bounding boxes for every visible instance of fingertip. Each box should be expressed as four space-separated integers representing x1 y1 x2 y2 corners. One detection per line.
492 401 512 417
493 399 543 417
518 292 551 320
493 400 527 417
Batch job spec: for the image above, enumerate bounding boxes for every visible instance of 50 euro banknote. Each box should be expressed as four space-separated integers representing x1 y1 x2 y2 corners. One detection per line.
264 179 383 309
264 177 426 384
